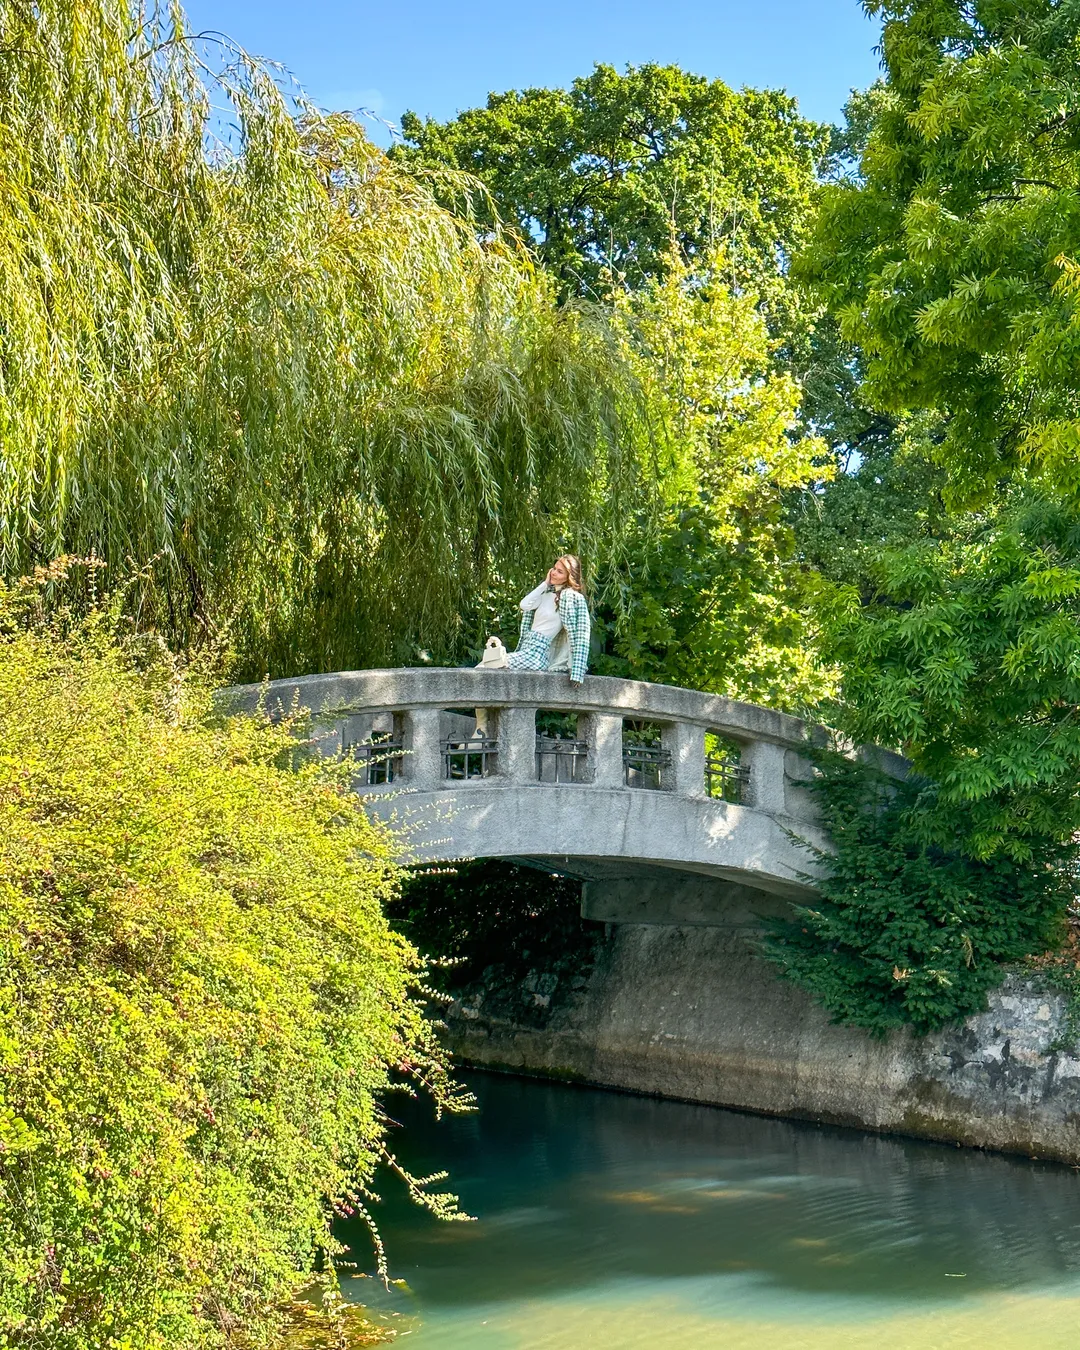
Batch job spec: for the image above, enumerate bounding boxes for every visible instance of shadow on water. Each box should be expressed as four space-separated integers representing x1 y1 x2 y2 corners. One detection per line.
337 1070 1080 1337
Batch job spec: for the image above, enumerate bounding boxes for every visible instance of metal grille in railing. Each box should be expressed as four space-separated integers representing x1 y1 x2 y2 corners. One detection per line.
705 755 750 804
346 736 404 786
443 735 498 780
623 743 671 791
536 735 589 783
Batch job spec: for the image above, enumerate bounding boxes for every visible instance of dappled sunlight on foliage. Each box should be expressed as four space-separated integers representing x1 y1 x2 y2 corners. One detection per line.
799 0 1080 507
826 493 1080 862
0 0 649 678
0 564 466 1348
593 251 836 709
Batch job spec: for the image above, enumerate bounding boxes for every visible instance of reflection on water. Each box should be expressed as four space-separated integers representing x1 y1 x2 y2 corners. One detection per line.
339 1071 1080 1348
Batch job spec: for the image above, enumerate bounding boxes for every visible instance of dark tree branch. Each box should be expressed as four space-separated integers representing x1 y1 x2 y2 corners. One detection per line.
1014 177 1067 191
1035 108 1080 140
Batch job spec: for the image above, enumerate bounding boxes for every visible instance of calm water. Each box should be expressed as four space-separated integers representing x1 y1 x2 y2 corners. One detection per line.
340 1071 1080 1349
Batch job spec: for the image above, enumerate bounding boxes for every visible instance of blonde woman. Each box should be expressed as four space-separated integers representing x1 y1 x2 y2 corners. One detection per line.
506 555 591 685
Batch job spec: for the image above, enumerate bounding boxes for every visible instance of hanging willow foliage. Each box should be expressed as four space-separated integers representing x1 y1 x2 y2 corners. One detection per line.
0 0 649 676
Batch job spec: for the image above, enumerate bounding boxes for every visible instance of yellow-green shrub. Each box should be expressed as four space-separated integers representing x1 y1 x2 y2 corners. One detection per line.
0 573 455 1347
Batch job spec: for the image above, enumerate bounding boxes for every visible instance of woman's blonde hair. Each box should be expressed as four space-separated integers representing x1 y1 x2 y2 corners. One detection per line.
554 554 584 607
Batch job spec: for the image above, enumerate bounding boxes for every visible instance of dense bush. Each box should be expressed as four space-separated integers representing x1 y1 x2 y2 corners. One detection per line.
764 754 1073 1036
0 569 460 1348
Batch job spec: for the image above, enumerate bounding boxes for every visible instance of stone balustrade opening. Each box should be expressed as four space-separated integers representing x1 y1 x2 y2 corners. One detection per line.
536 711 588 784
704 732 748 804
341 711 404 786
621 719 671 791
436 707 497 780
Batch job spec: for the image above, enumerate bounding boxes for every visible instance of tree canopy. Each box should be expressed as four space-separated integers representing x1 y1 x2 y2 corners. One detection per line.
769 0 1080 1031
592 251 834 708
799 0 1080 504
397 63 828 299
0 0 651 680
0 0 841 709
797 0 1080 833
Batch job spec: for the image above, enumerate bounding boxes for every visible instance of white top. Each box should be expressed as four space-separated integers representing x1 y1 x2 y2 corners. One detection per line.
520 580 563 639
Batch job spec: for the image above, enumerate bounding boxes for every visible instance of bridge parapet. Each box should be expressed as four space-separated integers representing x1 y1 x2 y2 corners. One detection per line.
224 668 820 820
222 669 843 904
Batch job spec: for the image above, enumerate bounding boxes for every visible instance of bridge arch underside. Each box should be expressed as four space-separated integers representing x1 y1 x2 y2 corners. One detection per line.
371 782 819 928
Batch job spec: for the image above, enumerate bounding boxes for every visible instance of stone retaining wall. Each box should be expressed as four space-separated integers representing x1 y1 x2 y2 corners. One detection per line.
442 920 1080 1163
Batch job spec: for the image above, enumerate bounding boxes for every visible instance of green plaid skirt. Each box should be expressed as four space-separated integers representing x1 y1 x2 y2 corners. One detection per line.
506 632 553 671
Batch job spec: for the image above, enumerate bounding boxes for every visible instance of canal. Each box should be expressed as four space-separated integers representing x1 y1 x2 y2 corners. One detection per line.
340 1071 1080 1348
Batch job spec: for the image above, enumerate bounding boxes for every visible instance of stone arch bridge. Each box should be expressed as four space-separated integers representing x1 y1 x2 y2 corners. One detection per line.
225 668 835 926
223 667 1080 1165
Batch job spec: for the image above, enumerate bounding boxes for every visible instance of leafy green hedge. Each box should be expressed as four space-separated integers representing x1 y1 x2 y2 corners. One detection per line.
0 572 458 1348
763 754 1072 1036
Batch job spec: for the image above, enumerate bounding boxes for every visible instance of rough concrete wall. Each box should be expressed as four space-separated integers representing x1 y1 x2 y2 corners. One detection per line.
443 922 1080 1164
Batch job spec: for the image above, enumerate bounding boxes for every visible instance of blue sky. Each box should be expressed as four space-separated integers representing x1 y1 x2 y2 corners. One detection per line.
183 0 883 144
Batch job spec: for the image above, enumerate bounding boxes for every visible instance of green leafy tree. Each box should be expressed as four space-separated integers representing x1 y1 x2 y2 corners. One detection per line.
766 4 1080 1030
592 498 831 709
0 0 652 680
826 493 1080 862
798 0 1080 504
792 425 949 596
792 84 953 602
799 3 1080 813
591 251 834 709
397 63 828 301
0 564 464 1348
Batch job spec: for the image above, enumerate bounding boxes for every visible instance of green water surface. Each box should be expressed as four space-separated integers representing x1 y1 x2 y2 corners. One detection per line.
341 1071 1080 1349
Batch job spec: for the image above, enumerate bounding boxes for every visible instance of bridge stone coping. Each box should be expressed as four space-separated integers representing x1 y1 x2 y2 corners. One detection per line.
221 668 848 907
224 667 812 750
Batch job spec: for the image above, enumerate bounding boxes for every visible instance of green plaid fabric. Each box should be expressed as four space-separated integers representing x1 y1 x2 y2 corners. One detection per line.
516 587 591 683
507 631 553 672
559 588 591 684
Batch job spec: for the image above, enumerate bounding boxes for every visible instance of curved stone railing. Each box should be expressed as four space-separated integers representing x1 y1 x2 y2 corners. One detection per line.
223 669 841 900
224 667 817 806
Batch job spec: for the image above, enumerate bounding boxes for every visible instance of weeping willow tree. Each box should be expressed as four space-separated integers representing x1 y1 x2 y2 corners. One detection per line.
0 0 647 676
